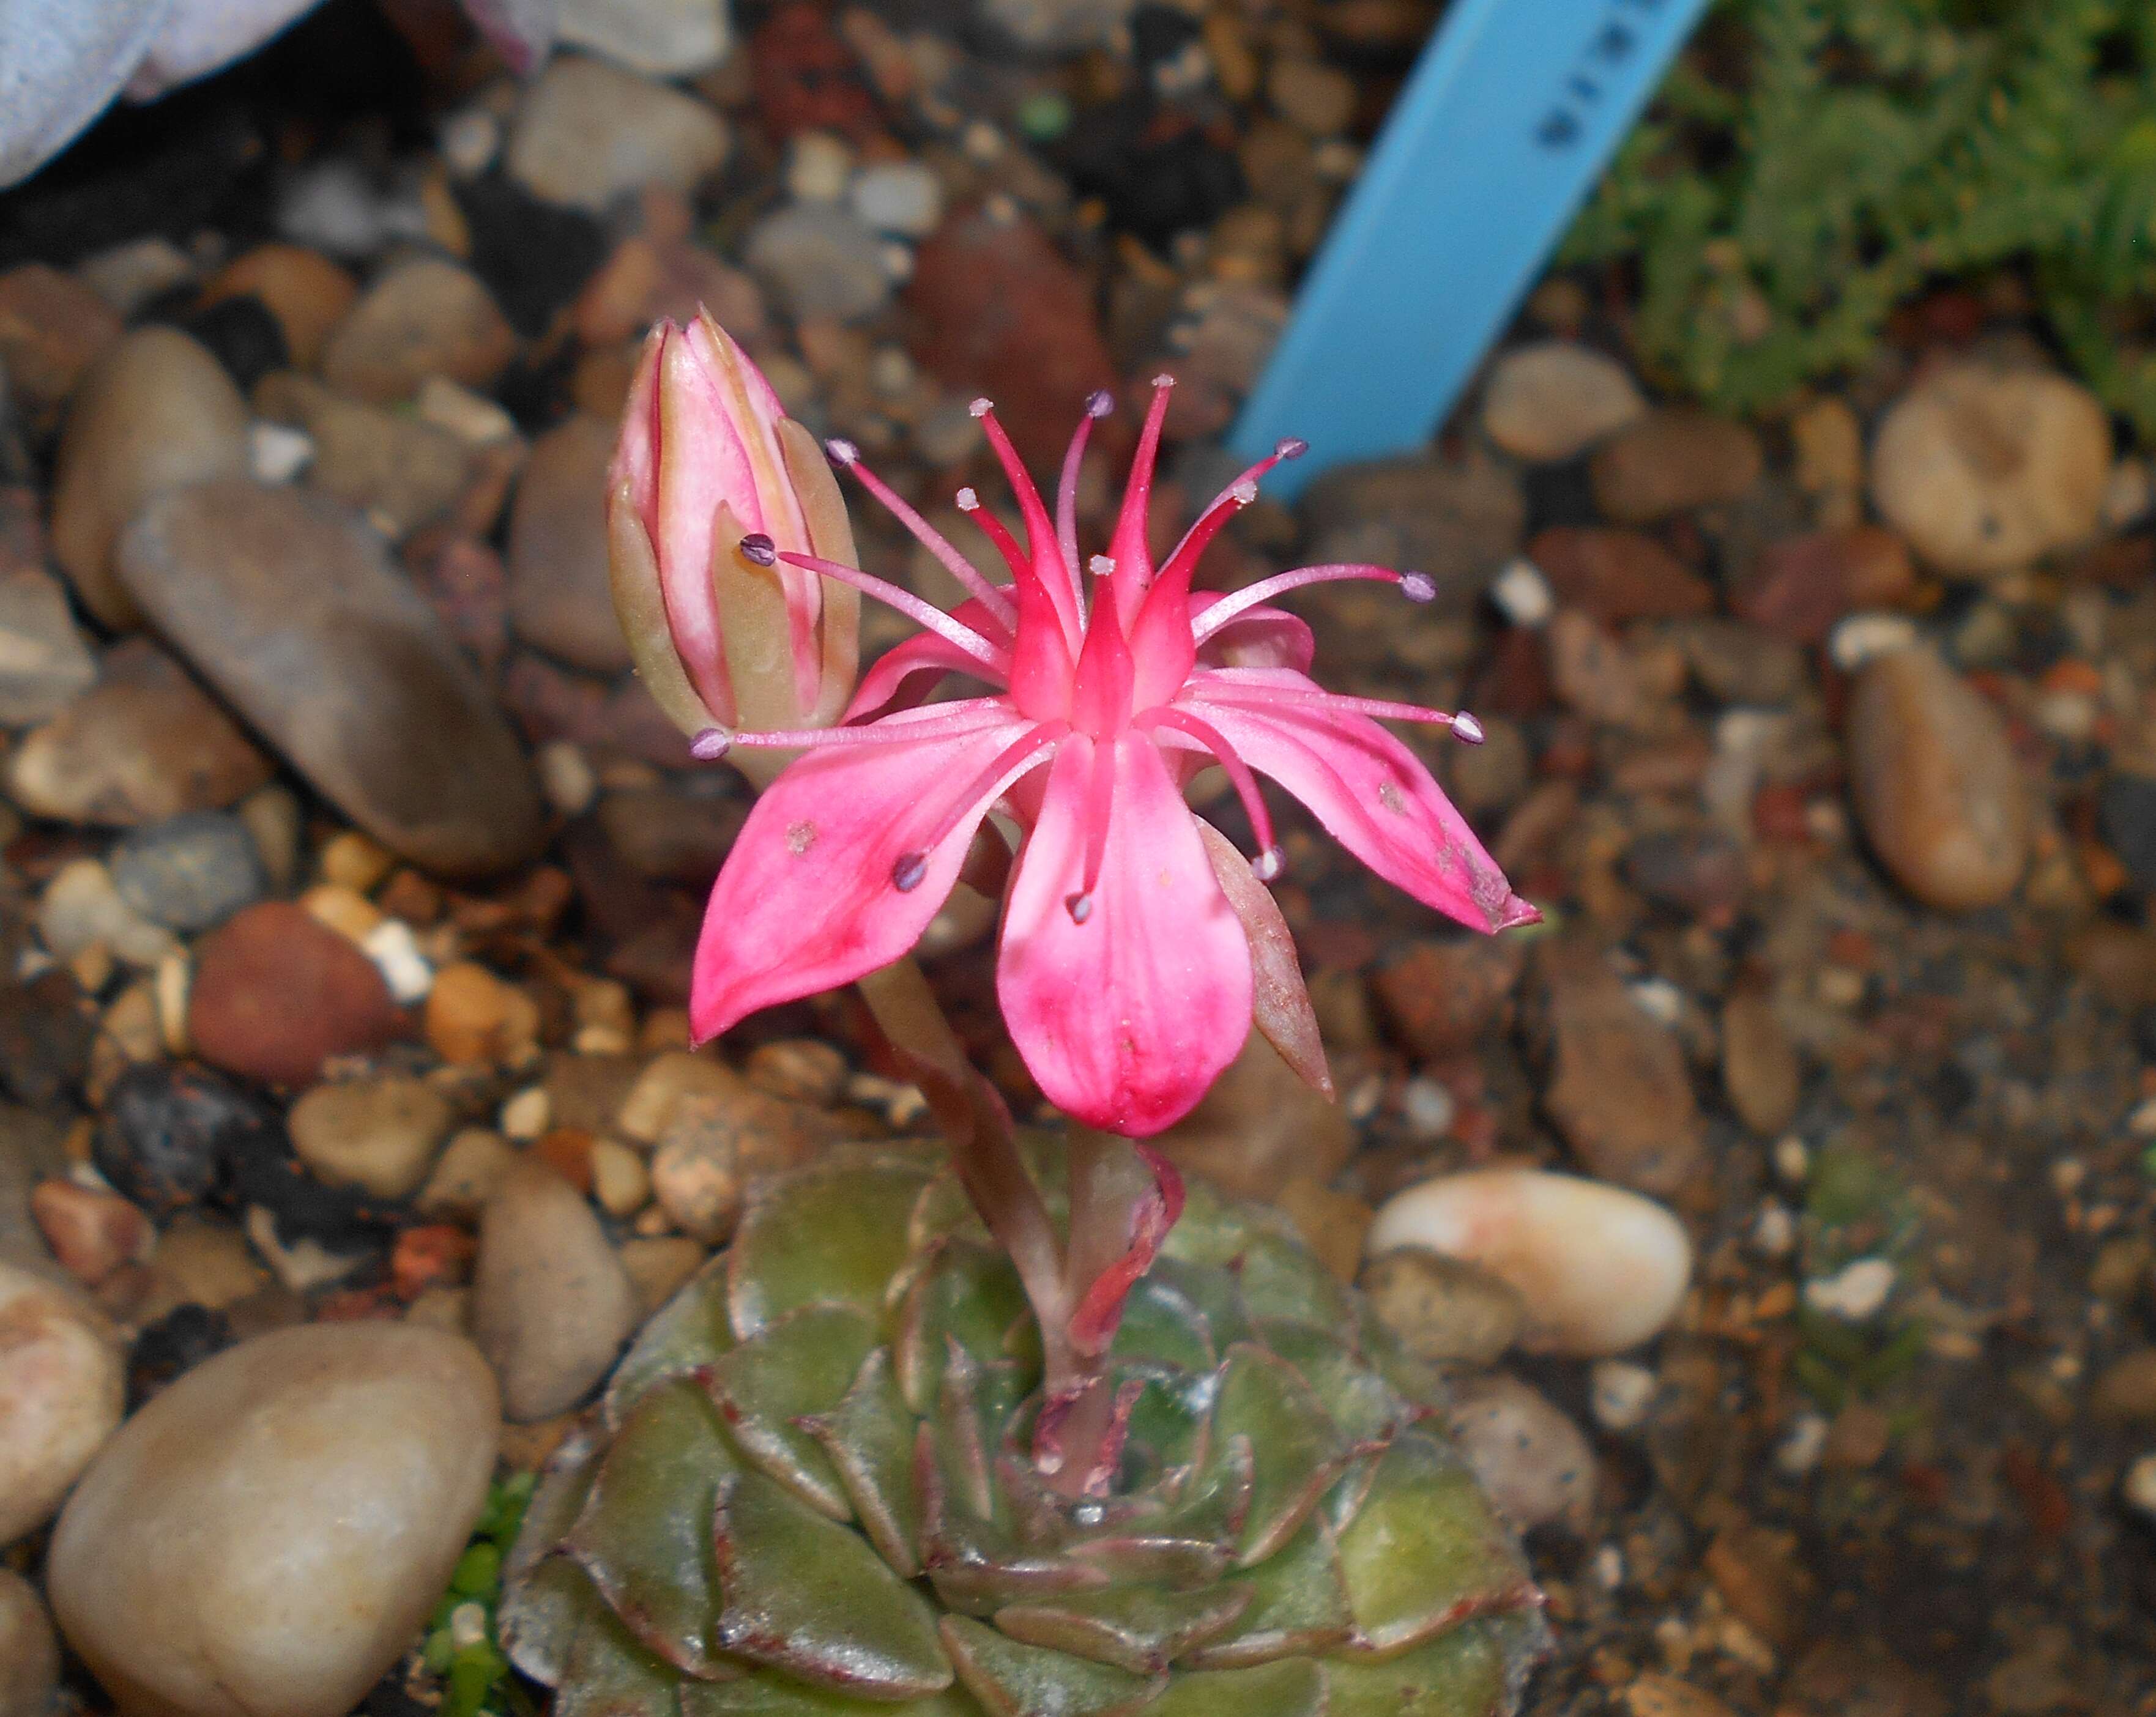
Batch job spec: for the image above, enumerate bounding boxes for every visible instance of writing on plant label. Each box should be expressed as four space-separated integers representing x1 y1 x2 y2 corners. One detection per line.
1536 0 1671 150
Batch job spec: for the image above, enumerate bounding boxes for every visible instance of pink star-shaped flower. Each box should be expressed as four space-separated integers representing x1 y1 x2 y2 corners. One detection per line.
691 378 1538 1135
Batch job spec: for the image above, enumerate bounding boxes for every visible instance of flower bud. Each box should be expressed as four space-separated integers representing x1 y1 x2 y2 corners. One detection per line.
609 311 858 744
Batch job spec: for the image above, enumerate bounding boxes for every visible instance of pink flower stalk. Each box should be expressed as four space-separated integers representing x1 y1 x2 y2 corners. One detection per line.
691 377 1539 1135
609 311 859 740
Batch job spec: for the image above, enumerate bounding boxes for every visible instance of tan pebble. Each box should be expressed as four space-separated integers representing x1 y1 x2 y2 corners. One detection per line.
0 1564 61 1717
0 1262 124 1543
417 1129 519 1222
1624 1674 1738 1717
288 1074 455 1201
319 257 516 405
619 1236 707 1317
1822 1402 1891 1469
300 883 384 945
203 243 358 371
1870 360 2110 577
426 962 541 1066
638 1008 693 1054
1720 987 1800 1136
1845 645 2029 911
50 327 250 629
404 1286 472 1335
500 1086 551 1140
498 1415 574 1474
744 1038 847 1105
589 1138 651 1217
318 829 396 893
616 1049 747 1144
1791 396 1862 495
1273 1176 1372 1283
153 952 191 1058
151 1217 268 1310
1361 1245 1526 1367
1367 1168 1692 1357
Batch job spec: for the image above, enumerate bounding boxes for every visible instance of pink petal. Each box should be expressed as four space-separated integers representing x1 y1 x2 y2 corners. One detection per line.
691 708 1044 1040
1184 680 1536 933
844 598 1013 721
998 735 1252 1135
1188 595 1314 675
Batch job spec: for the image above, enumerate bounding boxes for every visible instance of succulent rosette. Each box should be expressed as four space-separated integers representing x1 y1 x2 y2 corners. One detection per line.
514 318 1548 1717
501 1143 1549 1717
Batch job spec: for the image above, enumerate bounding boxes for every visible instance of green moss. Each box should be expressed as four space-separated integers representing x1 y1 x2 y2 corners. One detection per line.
1561 0 2156 434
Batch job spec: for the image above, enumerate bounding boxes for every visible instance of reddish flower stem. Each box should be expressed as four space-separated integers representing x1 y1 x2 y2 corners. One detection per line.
852 962 1149 1491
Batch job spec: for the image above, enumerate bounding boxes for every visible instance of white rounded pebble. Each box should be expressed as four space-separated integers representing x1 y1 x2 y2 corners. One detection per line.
439 109 500 179
1366 1168 1692 1357
786 131 855 204
536 740 598 817
0 1265 123 1545
1490 557 1554 628
2124 1452 2156 1519
1446 1375 1594 1532
48 1324 498 1717
1803 1256 1895 1322
851 161 945 237
1399 1075 1455 1141
1772 1135 1810 1184
1589 1359 1657 1431
1749 1203 1793 1259
1775 1411 1829 1477
362 918 433 1004
247 421 314 483
1827 611 1919 673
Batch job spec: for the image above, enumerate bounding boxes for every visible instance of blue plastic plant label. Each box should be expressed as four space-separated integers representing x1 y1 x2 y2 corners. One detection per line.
1229 0 1714 496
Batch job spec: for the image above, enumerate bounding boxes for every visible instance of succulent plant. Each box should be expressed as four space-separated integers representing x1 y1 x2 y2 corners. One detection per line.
500 1140 1547 1717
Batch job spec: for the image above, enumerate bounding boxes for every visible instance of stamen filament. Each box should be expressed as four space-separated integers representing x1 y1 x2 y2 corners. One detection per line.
691 699 1017 758
1068 739 1119 922
776 552 1011 673
973 399 1084 647
956 488 1033 588
894 720 1072 883
1189 564 1434 644
1055 391 1114 615
1189 675 1482 736
1142 706 1281 876
1158 438 1305 585
827 440 1016 631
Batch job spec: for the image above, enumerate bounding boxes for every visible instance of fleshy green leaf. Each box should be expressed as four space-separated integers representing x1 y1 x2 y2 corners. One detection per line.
499 1425 607 1686
563 1379 743 1679
1206 1346 1350 1564
940 1615 1164 1717
1107 1275 1216 1374
899 1240 1035 1414
713 1470 953 1698
608 1255 738 1428
680 1669 985 1716
1149 1659 1325 1717
1186 1515 1352 1670
1324 1614 1547 1717
730 1159 934 1337
1236 1233 1358 1339
1333 1434 1537 1659
709 1304 880 1518
1257 1321 1412 1446
807 1347 926 1577
554 1600 686 1717
993 1582 1254 1675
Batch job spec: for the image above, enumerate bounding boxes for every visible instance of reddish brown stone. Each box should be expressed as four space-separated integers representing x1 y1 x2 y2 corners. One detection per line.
392 1224 477 1300
907 207 1122 474
1528 527 1713 624
1732 525 1916 644
751 2 884 144
0 264 122 425
188 903 404 1087
30 1179 150 1287
1370 936 1526 1059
